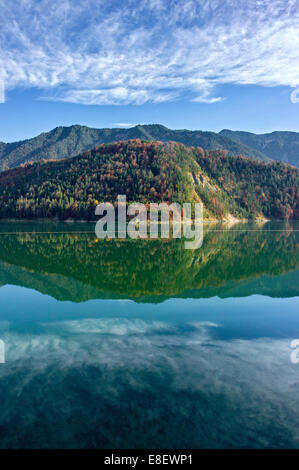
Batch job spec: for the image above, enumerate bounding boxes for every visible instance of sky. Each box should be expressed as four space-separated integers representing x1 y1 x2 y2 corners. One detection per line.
0 0 299 142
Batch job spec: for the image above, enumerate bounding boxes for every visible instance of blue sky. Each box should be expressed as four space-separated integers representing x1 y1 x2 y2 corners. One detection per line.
0 0 299 142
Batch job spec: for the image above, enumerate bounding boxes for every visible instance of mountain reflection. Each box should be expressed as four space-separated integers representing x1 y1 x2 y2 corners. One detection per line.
0 221 298 302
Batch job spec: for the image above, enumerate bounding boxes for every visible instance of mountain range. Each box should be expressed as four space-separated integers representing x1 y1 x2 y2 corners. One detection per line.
2 123 299 172
220 129 299 167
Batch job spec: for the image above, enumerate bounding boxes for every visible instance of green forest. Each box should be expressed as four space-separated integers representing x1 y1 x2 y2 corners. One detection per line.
0 222 298 300
0 139 298 220
195 148 299 219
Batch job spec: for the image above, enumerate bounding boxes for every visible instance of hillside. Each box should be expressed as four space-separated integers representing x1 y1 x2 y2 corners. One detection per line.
195 148 299 219
0 140 297 220
220 129 299 167
0 124 270 172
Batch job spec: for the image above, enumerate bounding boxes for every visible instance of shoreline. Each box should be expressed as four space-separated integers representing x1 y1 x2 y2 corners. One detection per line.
0 217 276 224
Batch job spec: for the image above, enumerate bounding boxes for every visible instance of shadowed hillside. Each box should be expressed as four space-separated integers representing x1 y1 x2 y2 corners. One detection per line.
0 124 270 172
220 129 299 167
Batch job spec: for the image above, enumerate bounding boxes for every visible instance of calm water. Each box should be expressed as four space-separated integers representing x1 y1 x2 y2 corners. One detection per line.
0 221 298 449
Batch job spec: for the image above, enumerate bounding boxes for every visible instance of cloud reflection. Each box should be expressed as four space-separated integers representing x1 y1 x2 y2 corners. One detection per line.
0 317 299 448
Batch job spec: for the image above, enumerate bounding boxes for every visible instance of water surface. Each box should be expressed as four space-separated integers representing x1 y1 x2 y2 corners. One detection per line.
0 221 298 448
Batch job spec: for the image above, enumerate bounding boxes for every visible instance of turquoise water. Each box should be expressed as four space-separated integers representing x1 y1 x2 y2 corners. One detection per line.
0 221 298 448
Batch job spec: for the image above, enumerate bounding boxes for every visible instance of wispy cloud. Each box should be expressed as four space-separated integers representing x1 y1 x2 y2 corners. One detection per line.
113 123 137 128
45 317 172 335
0 0 298 105
0 80 4 103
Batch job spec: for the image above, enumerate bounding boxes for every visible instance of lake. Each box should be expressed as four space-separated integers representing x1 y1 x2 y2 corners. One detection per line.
0 220 298 449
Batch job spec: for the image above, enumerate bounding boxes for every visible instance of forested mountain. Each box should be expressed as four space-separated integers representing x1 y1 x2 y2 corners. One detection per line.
0 140 297 220
220 129 299 167
0 124 270 172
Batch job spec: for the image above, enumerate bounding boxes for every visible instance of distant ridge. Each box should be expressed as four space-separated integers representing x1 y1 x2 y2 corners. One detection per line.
220 129 299 167
0 123 272 172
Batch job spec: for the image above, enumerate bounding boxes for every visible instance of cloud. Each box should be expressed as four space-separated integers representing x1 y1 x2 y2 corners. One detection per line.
0 0 299 105
44 317 172 335
0 80 4 103
113 123 137 128
47 88 177 105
